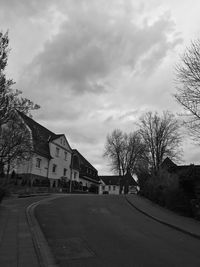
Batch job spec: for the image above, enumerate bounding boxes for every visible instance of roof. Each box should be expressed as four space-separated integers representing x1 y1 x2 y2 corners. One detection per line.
99 176 121 185
161 157 177 170
79 175 101 184
17 111 62 158
161 157 200 181
72 149 98 172
100 173 138 186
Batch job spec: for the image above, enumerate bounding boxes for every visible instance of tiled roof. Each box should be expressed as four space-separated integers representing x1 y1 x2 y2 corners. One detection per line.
99 176 121 185
79 175 100 184
17 111 58 158
72 149 98 172
161 157 200 181
72 149 100 182
100 173 138 186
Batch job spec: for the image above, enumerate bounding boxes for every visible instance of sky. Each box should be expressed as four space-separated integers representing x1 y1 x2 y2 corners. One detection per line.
1 0 200 174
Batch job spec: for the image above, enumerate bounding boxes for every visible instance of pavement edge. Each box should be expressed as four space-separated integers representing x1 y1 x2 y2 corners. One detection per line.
26 197 59 267
125 195 200 240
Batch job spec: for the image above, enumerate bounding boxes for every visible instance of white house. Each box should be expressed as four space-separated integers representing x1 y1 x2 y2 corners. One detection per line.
16 111 72 187
99 173 138 195
99 176 120 195
15 111 100 191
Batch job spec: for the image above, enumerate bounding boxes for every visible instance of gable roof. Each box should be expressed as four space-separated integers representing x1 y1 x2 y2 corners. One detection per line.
100 173 138 186
72 149 98 172
99 176 121 185
17 111 65 158
161 157 200 181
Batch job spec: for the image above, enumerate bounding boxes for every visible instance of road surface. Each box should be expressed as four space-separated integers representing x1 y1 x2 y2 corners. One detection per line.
35 195 200 267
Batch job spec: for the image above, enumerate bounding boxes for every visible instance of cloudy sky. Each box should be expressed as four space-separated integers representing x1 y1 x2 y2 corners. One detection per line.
1 0 200 174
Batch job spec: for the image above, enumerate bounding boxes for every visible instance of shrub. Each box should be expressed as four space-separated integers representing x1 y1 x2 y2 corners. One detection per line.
141 169 192 215
0 187 6 203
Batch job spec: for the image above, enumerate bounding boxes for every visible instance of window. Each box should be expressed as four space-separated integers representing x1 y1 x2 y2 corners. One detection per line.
113 185 116 191
64 152 67 161
55 147 59 157
74 172 77 179
108 185 111 190
36 158 41 168
102 185 105 190
63 168 67 176
52 164 57 173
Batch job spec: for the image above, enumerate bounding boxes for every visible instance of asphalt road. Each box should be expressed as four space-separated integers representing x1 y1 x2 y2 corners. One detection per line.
35 195 200 267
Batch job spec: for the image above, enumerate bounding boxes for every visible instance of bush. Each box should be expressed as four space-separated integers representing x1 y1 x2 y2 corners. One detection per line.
0 187 6 203
141 169 192 215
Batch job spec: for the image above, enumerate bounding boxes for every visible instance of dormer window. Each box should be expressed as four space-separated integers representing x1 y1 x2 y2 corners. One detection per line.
55 147 60 157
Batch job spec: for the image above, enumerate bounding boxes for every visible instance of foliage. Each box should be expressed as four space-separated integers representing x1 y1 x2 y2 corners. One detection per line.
0 187 5 203
104 129 146 176
138 111 182 174
141 169 191 215
175 39 200 141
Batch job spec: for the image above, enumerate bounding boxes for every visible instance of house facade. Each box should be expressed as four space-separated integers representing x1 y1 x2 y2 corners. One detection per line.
71 149 100 192
15 111 99 190
99 173 138 195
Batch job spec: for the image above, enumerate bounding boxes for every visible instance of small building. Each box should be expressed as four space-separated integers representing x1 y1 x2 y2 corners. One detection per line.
71 149 100 193
99 172 138 195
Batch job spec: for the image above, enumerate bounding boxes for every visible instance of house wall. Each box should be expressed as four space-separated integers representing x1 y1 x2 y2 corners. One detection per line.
16 154 49 178
72 169 79 182
48 137 72 182
99 184 120 195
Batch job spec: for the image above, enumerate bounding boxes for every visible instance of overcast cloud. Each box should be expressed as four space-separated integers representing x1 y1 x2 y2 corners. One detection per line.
1 0 200 174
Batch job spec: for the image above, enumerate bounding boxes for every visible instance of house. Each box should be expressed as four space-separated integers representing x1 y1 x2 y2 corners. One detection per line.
15 111 99 191
161 157 200 199
99 172 138 195
71 149 100 193
15 111 72 187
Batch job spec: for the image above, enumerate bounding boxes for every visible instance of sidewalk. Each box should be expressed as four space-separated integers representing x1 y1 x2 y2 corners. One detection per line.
126 194 200 239
0 196 49 267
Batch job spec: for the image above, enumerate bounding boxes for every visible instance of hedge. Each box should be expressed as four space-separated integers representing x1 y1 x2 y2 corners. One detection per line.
0 187 6 203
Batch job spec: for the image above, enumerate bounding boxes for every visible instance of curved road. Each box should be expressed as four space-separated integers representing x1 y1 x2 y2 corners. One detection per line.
35 195 200 267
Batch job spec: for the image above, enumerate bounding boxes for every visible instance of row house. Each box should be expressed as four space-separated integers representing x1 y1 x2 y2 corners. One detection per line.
16 111 100 189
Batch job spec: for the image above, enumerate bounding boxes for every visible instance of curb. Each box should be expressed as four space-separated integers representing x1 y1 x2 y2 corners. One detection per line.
26 197 60 267
125 195 200 240
19 193 51 198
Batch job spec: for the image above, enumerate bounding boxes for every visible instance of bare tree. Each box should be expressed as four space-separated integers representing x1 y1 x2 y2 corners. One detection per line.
175 39 200 139
0 114 32 179
138 111 182 174
0 30 40 127
0 30 39 177
104 129 146 176
0 31 12 125
104 129 124 175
